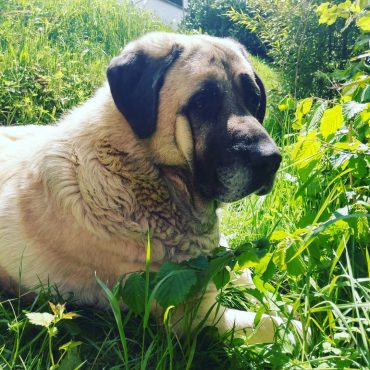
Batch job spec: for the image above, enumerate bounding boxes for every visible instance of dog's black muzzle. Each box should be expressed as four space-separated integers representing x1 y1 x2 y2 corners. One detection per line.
197 116 282 203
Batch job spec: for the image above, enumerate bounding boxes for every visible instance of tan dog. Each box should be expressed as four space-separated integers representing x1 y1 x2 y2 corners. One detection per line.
0 32 299 343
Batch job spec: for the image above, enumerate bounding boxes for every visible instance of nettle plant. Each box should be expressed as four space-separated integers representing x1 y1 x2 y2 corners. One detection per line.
278 0 369 269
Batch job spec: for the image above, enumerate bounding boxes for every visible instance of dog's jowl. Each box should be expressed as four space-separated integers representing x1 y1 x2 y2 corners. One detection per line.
0 33 299 343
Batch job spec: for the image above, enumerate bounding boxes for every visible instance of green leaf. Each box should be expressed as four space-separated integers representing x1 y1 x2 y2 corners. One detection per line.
253 306 265 327
320 105 344 139
348 155 369 179
278 96 295 111
121 273 146 314
287 254 306 276
355 213 370 245
318 6 339 25
360 85 370 103
357 15 370 32
187 255 208 270
273 240 287 271
291 131 322 169
58 347 83 370
262 258 276 282
337 0 351 11
317 2 330 14
252 275 275 294
254 253 276 281
270 230 289 241
212 268 230 289
205 253 234 281
237 249 260 268
309 101 329 129
155 262 197 307
294 97 314 129
59 341 83 352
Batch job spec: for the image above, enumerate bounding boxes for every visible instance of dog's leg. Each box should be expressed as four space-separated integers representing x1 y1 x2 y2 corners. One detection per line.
167 278 304 344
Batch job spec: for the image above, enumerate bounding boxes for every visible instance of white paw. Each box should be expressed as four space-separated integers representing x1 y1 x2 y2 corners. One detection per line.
231 268 255 288
221 309 307 345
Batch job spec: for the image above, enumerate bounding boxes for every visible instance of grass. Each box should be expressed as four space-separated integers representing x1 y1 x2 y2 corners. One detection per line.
0 0 169 125
1 0 369 369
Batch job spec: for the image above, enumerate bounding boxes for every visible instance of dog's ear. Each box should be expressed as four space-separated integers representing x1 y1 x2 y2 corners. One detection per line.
254 72 266 124
107 45 182 139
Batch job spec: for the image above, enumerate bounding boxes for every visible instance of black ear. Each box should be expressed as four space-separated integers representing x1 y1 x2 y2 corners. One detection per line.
254 72 267 123
107 45 182 139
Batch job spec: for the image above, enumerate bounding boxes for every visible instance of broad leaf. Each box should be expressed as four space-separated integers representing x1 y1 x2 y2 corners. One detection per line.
357 15 370 32
205 253 234 280
291 131 322 168
252 275 275 294
59 341 83 352
278 96 295 111
212 268 230 289
188 255 208 270
286 245 307 276
273 240 288 271
287 255 306 276
59 347 83 370
262 258 276 282
295 97 314 128
237 249 260 268
154 262 197 308
320 105 344 139
360 86 370 103
270 230 289 241
121 272 146 314
360 109 370 123
254 253 273 276
309 101 328 129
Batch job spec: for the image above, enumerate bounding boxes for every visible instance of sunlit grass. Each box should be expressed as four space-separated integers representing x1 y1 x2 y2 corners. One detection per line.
0 0 169 125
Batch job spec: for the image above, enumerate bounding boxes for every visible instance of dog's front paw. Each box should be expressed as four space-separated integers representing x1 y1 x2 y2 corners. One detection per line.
220 308 306 345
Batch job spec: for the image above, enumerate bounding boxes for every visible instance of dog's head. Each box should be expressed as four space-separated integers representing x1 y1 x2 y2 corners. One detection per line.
107 33 281 202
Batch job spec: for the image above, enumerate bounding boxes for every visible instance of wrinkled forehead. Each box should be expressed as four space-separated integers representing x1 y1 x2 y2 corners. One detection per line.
184 36 253 73
165 36 255 100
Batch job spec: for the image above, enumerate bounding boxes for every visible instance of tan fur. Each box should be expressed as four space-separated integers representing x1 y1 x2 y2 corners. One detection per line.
0 33 302 343
0 85 219 302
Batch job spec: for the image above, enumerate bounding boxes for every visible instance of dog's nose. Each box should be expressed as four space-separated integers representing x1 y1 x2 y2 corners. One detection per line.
251 150 282 175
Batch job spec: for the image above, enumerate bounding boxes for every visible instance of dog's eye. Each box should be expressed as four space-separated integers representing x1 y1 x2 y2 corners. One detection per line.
194 96 208 111
186 82 222 119
191 88 219 111
248 92 261 115
240 73 261 115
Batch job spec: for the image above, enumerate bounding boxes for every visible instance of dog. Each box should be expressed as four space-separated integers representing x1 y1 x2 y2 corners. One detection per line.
0 32 300 343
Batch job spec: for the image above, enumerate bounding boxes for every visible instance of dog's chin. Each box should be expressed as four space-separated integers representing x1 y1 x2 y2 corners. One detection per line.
254 182 274 196
215 188 253 203
214 174 276 203
253 174 276 196
196 165 277 203
215 183 274 203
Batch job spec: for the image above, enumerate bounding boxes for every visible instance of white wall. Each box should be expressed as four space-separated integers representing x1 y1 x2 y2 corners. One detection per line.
135 0 188 28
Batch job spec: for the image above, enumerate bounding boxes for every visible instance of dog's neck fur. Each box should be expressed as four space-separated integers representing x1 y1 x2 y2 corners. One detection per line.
40 86 220 263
